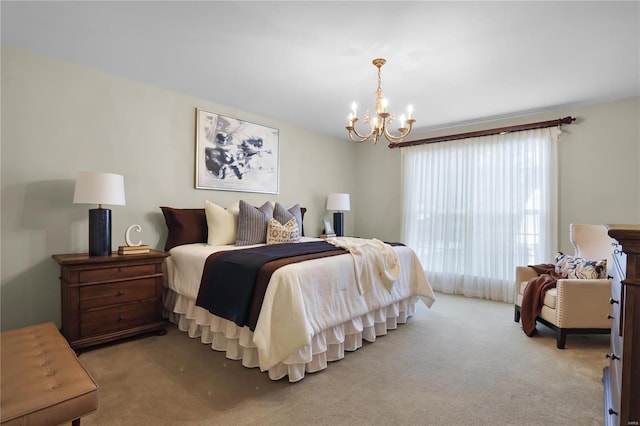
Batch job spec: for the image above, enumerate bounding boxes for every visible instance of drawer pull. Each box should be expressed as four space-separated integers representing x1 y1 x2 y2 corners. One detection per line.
607 314 614 320
608 408 618 416
607 275 613 280
118 290 124 296
609 298 619 305
118 315 125 321
605 352 620 361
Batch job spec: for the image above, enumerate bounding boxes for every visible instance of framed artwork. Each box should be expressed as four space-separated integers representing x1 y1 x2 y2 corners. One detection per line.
195 108 279 194
323 219 334 235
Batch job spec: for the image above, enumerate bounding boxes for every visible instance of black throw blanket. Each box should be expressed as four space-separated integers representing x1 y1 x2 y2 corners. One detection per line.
195 241 343 329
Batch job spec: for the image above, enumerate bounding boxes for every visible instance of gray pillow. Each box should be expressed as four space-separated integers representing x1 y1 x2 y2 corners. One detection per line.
273 203 303 236
236 200 273 246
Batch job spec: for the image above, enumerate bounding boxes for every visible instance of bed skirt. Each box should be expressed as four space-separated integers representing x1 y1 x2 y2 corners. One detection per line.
163 288 418 382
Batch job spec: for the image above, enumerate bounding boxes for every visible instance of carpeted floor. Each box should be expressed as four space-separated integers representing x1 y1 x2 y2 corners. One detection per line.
76 293 608 425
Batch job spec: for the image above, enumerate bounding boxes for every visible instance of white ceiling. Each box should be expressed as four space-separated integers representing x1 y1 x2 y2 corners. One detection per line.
2 1 639 140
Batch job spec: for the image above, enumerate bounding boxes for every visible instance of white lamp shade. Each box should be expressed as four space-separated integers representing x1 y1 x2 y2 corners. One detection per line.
326 193 350 211
73 172 126 206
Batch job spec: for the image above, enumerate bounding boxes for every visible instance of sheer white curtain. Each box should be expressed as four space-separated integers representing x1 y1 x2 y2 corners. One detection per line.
401 127 559 303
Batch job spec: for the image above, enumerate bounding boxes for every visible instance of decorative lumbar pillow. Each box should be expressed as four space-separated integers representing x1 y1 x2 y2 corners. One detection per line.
236 200 274 246
204 200 239 245
267 217 300 245
273 202 303 236
555 252 607 279
160 207 208 251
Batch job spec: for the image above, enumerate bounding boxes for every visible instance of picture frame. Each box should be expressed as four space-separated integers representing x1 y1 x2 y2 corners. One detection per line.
323 219 334 235
195 108 279 194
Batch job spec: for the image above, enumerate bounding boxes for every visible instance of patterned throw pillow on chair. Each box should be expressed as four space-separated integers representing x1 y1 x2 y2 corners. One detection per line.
554 252 607 279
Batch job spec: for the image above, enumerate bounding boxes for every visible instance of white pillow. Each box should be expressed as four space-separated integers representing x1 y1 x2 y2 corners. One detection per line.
266 217 300 245
205 200 239 245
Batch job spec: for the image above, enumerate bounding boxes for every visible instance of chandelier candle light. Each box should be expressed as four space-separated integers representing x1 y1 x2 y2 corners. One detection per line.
346 58 415 145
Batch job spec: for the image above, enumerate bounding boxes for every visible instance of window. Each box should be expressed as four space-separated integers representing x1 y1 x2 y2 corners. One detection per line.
401 127 559 302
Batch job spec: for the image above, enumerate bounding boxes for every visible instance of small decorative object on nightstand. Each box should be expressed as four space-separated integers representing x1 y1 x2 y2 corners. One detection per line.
118 224 150 254
319 233 336 239
52 249 170 351
320 219 336 239
118 245 150 255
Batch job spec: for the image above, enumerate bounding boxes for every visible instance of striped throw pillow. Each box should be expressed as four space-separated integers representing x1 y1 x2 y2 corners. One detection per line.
273 202 303 236
236 200 273 246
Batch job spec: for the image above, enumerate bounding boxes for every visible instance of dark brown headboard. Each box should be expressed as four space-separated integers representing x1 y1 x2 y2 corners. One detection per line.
161 205 308 250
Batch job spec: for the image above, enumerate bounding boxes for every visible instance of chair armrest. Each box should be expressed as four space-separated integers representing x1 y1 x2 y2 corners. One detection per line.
516 266 538 285
555 278 612 328
515 267 539 306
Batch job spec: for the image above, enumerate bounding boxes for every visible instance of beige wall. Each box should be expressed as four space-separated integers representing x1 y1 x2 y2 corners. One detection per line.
0 46 356 330
353 97 640 254
2 45 639 331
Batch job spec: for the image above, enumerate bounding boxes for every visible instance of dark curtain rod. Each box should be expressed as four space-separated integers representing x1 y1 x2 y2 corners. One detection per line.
388 116 576 149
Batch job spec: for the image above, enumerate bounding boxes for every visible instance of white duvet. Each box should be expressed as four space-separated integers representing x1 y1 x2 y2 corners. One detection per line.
164 237 435 371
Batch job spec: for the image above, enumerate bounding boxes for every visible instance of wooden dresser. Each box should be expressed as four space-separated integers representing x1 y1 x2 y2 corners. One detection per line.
52 250 170 351
604 226 640 426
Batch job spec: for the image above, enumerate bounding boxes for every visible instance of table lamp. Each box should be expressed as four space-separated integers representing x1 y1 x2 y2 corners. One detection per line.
73 172 126 256
326 193 350 237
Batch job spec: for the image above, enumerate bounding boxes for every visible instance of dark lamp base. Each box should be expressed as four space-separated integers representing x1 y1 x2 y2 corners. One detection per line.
333 212 344 237
88 208 112 256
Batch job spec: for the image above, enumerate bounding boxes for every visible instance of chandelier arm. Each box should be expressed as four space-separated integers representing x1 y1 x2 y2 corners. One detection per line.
382 119 415 143
347 126 374 143
346 117 376 143
347 128 372 143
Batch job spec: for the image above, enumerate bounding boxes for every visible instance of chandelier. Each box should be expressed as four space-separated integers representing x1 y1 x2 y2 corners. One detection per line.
346 58 415 144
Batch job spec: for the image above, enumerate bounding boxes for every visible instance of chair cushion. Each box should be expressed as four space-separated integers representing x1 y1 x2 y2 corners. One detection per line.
518 281 557 310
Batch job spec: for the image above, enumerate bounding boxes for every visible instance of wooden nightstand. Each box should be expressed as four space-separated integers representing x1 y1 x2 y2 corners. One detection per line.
52 250 170 351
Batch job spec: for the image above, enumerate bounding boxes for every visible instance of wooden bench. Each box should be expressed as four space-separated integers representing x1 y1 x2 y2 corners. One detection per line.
1 322 98 425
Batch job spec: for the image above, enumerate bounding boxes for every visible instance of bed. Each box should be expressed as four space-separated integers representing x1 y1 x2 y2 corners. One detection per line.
160 202 436 382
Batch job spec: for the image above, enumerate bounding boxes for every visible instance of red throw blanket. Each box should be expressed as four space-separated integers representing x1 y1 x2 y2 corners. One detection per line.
520 263 561 336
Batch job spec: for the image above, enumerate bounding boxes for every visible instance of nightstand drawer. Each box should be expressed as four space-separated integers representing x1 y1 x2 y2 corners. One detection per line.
79 278 156 310
80 301 156 337
79 264 156 283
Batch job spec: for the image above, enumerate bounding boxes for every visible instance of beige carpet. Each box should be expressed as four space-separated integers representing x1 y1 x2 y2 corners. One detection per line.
76 293 608 426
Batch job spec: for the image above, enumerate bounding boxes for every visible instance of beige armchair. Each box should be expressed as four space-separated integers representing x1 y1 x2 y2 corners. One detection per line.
514 224 614 348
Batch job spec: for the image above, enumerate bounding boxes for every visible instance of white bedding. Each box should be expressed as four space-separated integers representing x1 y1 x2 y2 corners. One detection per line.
163 237 435 381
